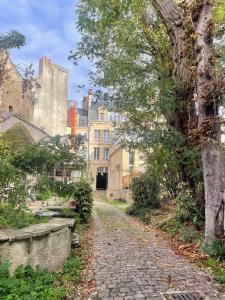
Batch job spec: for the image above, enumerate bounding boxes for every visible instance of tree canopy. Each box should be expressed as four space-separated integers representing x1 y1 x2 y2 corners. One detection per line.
0 30 25 49
73 0 225 244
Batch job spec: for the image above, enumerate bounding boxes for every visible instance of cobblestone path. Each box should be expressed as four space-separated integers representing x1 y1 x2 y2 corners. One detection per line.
91 200 223 300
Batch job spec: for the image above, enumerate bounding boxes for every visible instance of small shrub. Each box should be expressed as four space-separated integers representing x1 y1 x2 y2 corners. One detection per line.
180 226 199 243
131 173 160 209
175 182 204 229
158 218 181 237
74 179 93 224
0 262 66 300
203 239 225 261
60 254 84 283
126 173 160 223
36 189 52 201
54 182 75 199
0 253 85 299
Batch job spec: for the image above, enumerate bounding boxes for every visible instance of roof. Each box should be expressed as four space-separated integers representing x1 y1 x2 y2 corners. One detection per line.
0 110 50 142
77 108 88 127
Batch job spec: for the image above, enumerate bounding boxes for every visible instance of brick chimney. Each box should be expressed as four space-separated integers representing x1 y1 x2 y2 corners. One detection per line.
67 101 77 136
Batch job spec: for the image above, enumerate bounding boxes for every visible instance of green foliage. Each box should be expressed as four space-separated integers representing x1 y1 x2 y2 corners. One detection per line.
0 204 48 229
158 218 181 238
74 0 205 211
0 252 85 299
126 173 160 224
36 190 52 201
203 239 225 261
74 179 93 223
130 173 160 209
180 226 200 243
126 205 151 224
35 172 53 201
12 146 55 174
0 263 65 300
59 253 84 283
13 135 86 174
158 218 202 243
0 140 27 206
0 30 25 49
175 183 204 229
203 258 225 285
54 181 76 199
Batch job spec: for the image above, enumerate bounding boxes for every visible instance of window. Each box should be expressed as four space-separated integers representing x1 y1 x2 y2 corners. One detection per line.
103 130 110 141
97 167 108 174
99 112 105 121
108 113 113 122
94 147 100 160
103 148 109 160
129 152 135 165
9 105 13 112
94 130 100 141
129 151 135 173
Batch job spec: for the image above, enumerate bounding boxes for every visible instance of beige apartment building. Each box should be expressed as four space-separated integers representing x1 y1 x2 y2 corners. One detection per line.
107 136 145 203
75 91 117 190
71 91 145 198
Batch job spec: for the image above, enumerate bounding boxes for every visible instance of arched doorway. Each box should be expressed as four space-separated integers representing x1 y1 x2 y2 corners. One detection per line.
96 167 108 190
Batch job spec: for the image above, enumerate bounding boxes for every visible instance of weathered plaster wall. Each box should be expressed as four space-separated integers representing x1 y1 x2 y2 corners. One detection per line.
33 57 68 136
0 218 74 273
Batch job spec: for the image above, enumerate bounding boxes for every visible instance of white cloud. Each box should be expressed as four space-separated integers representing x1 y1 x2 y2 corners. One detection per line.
0 0 91 104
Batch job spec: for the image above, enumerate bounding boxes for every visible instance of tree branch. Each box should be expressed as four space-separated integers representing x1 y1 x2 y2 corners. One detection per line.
150 0 183 35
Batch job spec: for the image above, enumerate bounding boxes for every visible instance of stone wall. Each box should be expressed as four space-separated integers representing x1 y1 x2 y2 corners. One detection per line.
0 218 74 273
0 51 33 121
33 57 68 136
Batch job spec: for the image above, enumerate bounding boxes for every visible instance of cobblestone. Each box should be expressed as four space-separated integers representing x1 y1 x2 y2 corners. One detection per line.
91 201 223 299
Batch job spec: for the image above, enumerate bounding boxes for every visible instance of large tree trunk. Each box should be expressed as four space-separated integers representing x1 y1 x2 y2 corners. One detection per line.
194 0 225 243
145 1 201 197
202 143 224 243
150 0 225 243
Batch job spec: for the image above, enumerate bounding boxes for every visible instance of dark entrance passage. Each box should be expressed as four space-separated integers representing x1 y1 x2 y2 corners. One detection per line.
96 167 108 190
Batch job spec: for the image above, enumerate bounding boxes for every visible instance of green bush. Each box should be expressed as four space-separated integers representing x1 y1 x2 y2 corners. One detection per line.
74 179 93 224
0 253 85 300
180 226 199 243
175 182 204 229
36 189 52 201
0 261 65 300
53 181 75 199
158 218 181 237
53 180 93 224
126 173 160 223
0 204 48 229
131 174 160 209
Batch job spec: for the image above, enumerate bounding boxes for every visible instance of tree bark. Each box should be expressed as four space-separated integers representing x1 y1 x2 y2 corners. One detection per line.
149 0 225 243
194 0 225 243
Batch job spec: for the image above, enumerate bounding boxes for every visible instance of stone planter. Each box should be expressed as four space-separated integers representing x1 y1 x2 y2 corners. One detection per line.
0 218 74 273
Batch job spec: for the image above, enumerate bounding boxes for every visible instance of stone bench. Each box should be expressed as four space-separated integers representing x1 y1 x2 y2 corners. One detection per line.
0 218 75 272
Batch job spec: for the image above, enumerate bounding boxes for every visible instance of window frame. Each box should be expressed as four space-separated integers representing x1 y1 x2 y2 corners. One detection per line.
94 147 100 160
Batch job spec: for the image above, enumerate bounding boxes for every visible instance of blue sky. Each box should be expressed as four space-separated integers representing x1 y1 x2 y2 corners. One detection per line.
0 0 91 105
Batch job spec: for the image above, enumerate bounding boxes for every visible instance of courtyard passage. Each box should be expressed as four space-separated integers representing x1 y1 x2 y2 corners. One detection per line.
91 198 223 300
